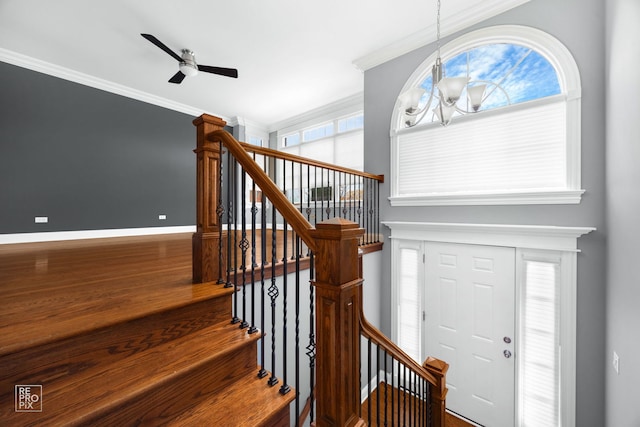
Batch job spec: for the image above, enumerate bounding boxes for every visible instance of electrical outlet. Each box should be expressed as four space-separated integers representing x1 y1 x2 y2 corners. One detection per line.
158 214 167 220
613 351 620 374
34 216 48 224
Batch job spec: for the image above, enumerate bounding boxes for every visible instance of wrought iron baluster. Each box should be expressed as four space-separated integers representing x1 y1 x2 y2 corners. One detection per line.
384 349 388 426
331 170 340 218
357 176 363 244
230 157 240 324
294 234 301 425
313 166 318 226
367 338 372 424
239 168 249 330
279 216 291 395
412 370 416 426
258 174 268 378
291 161 296 260
403 365 408 427
369 177 375 245
365 177 370 245
268 203 279 387
376 345 381 427
421 377 425 427
217 143 225 285
306 252 316 423
376 175 380 243
248 154 258 334
396 358 401 427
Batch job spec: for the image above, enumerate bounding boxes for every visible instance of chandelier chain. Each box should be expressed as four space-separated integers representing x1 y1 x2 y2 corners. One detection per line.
436 0 441 57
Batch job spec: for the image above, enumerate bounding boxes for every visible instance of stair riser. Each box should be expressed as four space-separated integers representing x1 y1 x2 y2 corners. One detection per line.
82 340 258 426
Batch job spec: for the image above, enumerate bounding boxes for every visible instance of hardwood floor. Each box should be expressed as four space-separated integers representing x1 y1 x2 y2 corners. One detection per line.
0 233 198 356
361 382 475 427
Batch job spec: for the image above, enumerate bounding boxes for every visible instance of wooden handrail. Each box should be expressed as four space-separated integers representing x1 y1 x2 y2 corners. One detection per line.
359 312 439 387
193 115 442 426
208 129 317 252
357 252 447 427
238 141 385 183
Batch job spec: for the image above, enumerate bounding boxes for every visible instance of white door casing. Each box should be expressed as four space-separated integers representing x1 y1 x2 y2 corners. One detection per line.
385 221 595 427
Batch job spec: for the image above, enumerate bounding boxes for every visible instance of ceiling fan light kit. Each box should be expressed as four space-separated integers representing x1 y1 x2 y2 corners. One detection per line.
141 33 238 84
178 50 199 76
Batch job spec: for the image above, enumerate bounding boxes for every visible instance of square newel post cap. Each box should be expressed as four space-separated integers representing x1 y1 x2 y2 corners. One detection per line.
312 217 364 240
192 114 227 128
310 218 364 285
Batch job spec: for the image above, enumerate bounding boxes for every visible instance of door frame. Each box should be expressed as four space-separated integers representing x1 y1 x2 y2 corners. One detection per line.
384 221 594 427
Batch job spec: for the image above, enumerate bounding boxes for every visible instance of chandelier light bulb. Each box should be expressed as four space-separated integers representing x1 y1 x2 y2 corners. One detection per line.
468 84 487 112
437 77 469 106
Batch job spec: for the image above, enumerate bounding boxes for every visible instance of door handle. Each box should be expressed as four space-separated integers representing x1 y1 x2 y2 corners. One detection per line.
503 350 512 358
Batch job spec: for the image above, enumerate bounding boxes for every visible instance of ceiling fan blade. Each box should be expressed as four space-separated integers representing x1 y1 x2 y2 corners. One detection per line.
168 71 186 84
197 65 239 79
141 33 183 63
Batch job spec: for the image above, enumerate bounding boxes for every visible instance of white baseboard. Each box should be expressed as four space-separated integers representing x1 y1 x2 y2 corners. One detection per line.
361 369 388 403
0 226 196 245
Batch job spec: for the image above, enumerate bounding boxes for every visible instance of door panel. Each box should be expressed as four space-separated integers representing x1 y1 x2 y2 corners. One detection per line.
425 242 515 427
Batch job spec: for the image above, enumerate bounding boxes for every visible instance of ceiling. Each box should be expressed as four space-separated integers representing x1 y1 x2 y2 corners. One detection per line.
0 0 527 130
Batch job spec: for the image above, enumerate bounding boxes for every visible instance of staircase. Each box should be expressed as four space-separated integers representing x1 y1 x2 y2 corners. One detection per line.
0 237 293 426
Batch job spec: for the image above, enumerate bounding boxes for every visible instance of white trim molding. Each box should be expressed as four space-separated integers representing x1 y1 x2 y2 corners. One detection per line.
0 48 220 119
382 221 594 252
384 221 594 427
353 0 531 71
389 189 585 207
0 226 196 245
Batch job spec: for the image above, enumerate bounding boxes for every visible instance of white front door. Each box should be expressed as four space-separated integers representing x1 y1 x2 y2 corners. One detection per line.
424 242 515 427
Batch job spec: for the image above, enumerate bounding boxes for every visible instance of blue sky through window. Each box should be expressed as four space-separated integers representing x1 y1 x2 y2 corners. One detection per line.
418 43 560 116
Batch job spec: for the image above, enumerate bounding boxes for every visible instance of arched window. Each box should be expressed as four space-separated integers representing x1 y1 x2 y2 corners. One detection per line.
390 25 582 206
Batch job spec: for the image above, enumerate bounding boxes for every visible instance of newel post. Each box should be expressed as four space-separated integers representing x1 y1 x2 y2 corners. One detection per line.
192 114 227 284
423 356 449 427
311 218 366 427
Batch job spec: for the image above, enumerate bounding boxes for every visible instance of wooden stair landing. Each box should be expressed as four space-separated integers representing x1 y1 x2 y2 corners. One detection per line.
361 383 475 427
0 233 293 426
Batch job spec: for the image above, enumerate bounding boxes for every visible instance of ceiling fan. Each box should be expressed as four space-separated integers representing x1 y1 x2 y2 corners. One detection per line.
141 33 238 84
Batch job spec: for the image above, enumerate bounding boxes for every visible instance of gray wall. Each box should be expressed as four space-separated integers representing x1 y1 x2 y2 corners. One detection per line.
605 0 640 425
0 61 197 234
364 0 606 425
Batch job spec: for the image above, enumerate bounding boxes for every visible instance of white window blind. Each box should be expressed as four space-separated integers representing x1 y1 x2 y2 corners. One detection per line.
520 258 560 427
397 99 567 196
282 129 364 172
397 245 422 363
334 132 364 171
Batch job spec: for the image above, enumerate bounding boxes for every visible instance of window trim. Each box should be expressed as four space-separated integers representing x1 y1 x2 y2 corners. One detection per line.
279 111 364 149
389 25 582 206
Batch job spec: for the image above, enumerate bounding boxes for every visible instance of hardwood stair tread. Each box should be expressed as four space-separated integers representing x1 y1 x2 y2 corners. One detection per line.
0 234 235 357
2 321 261 424
167 372 295 427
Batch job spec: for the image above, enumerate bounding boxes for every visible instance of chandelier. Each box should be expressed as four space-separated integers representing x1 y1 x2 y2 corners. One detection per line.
398 0 487 127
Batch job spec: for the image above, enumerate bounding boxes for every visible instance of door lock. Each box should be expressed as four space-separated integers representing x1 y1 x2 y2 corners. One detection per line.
504 350 512 358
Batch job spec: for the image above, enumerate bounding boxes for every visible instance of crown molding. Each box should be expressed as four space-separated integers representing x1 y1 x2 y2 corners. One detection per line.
271 92 364 134
353 0 531 71
227 116 269 134
0 48 230 121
